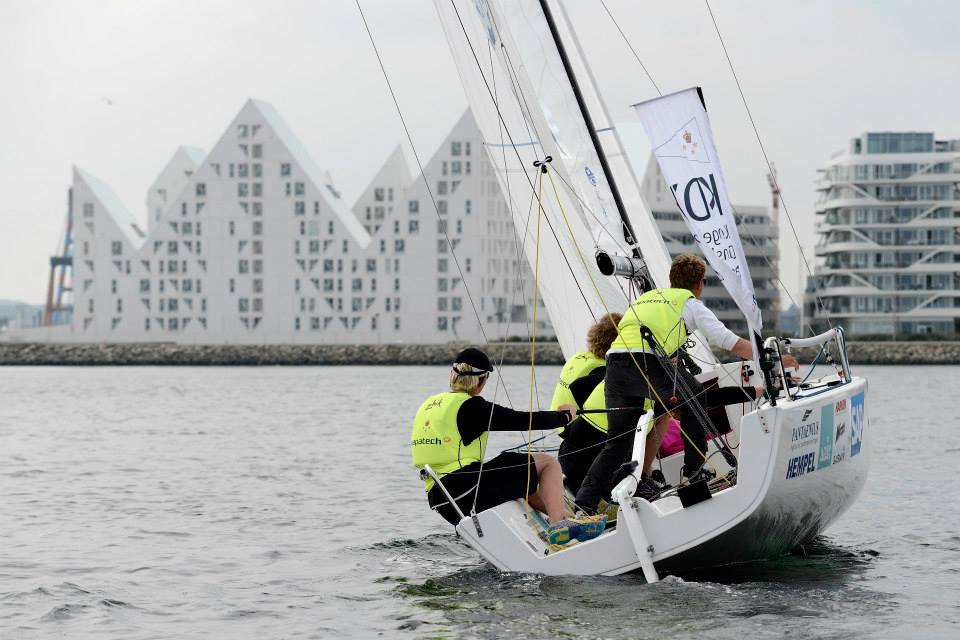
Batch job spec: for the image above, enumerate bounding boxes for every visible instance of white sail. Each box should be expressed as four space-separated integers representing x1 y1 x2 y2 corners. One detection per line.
633 88 763 358
433 0 624 356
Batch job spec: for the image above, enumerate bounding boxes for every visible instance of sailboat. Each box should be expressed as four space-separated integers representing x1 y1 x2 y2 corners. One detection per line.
427 0 869 581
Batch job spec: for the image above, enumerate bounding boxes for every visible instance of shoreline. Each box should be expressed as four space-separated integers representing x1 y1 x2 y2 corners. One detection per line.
0 341 958 366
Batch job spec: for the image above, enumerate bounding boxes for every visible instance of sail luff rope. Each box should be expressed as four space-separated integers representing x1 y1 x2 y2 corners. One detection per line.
523 166 545 524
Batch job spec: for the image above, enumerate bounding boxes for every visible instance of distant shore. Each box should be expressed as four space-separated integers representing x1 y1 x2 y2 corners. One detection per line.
0 341 958 365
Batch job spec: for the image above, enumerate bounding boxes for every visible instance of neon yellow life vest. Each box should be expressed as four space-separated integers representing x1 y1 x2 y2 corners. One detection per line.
581 380 653 435
582 380 609 434
550 350 605 437
610 288 694 356
549 351 605 410
410 391 484 492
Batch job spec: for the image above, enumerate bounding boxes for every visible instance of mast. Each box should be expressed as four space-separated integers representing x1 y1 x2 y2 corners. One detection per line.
536 0 641 258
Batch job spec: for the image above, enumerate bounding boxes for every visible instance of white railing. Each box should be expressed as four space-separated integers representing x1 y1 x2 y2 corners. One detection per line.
764 327 852 401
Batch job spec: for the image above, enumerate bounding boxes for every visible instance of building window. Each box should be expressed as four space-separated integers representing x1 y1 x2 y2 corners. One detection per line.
309 240 320 253
437 200 448 215
394 317 400 330
145 318 151 331
456 220 463 234
451 141 462 156
394 278 400 292
465 199 472 214
169 318 179 331
437 278 448 292
253 260 262 274
437 297 448 311
311 317 321 330
168 298 178 312
239 298 249 312
83 203 94 217
281 163 291 176
294 182 305 196
140 279 150 293
352 278 362 292
252 144 262 159
196 183 206 197
253 240 263 255
408 220 419 233
238 183 249 197
465 257 472 273
253 221 263 236
253 298 263 312
111 241 122 256
408 200 419 214
328 220 335 235
438 317 448 331
168 240 178 255
437 181 448 195
295 317 301 331
239 260 249 274
252 183 262 197
253 163 262 178
229 278 235 293
394 239 405 253
253 202 263 216
438 258 449 273
452 297 462 311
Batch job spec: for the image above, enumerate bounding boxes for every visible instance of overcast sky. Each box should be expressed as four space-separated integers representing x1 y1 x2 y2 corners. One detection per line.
1 0 957 308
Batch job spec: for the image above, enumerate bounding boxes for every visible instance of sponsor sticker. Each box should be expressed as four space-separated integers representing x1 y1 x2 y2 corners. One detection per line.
817 405 834 470
851 391 865 457
786 452 816 479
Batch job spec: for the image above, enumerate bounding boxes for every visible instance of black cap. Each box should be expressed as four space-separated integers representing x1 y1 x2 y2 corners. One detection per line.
453 347 493 373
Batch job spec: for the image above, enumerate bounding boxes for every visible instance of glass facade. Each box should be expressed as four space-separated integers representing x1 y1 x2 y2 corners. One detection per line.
808 131 960 336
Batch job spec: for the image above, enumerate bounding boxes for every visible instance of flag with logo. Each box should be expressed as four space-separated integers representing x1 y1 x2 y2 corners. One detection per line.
632 87 762 358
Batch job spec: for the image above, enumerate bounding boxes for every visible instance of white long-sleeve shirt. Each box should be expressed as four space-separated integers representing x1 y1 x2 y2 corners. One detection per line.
682 297 740 352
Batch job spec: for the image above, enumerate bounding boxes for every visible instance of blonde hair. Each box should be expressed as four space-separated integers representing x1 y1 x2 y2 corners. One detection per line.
669 253 706 291
450 362 488 393
586 313 623 358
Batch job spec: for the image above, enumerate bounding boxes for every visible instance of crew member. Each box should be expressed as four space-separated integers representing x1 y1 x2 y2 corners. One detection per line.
411 347 606 545
575 253 793 512
549 315 621 412
554 314 621 492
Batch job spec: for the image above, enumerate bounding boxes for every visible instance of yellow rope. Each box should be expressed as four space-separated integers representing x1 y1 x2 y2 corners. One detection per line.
523 167 544 521
543 169 730 486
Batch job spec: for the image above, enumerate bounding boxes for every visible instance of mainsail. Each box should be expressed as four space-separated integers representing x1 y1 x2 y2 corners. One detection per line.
633 88 763 360
435 0 717 364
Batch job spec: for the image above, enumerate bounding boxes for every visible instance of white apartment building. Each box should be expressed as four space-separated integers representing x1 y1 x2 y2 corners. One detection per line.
639 156 781 334
808 132 960 335
10 100 551 344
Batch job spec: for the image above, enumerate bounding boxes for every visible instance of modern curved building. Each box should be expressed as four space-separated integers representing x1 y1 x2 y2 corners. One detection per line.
809 132 960 336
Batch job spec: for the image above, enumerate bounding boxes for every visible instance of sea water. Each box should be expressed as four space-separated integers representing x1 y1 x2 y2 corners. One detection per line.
1 365 957 639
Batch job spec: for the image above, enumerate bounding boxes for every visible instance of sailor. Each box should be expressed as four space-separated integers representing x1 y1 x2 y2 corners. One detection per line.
554 314 622 493
548 315 621 414
575 253 795 513
411 347 606 545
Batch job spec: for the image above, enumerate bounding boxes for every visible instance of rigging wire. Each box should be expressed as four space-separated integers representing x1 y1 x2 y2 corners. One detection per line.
702 0 834 330
447 0 597 316
598 0 808 328
355 0 517 407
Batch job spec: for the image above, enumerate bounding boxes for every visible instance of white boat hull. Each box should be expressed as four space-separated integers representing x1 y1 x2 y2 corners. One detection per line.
454 375 870 576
